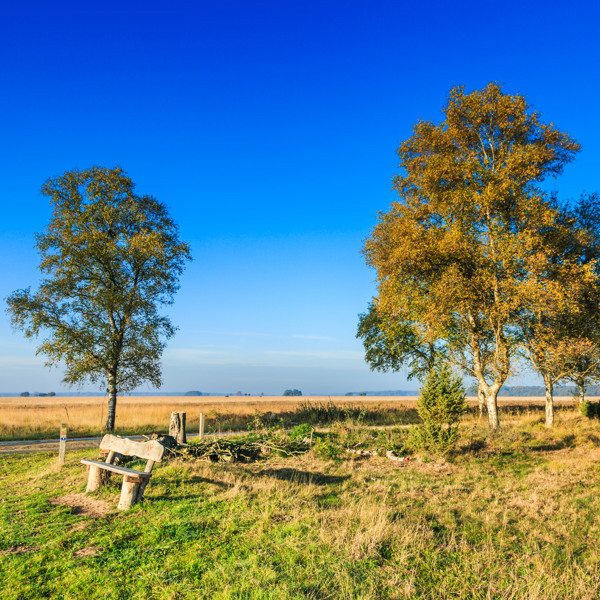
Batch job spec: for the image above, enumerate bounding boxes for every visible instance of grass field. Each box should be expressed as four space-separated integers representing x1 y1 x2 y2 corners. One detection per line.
1 409 600 599
0 395 580 441
0 395 415 441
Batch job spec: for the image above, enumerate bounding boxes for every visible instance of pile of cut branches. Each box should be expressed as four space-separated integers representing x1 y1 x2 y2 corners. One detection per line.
172 435 311 463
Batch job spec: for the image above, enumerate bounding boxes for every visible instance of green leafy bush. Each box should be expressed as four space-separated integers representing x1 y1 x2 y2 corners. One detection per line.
290 423 314 441
408 363 467 456
580 401 600 418
315 438 342 460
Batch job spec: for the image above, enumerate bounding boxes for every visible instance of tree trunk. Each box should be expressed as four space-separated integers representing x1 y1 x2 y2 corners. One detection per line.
543 372 554 428
576 378 586 404
485 389 500 431
467 317 507 432
169 411 187 445
105 373 117 431
477 386 487 417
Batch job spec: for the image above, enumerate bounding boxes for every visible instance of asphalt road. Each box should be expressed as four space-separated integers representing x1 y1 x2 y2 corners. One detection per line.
0 432 223 455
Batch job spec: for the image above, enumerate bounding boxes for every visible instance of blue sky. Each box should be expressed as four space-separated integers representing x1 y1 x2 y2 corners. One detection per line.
0 0 598 394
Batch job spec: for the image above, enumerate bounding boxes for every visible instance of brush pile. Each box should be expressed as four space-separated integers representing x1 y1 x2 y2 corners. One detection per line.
172 435 312 463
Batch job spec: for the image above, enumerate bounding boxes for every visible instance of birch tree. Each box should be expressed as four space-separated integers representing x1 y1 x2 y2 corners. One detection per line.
6 166 191 431
562 194 600 402
513 201 599 427
364 83 588 431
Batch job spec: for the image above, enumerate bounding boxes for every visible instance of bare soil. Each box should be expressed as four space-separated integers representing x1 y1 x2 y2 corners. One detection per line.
0 545 41 555
73 546 104 557
47 492 113 518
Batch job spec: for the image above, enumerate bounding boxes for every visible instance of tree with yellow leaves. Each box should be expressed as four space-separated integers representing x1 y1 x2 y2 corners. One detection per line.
363 83 593 430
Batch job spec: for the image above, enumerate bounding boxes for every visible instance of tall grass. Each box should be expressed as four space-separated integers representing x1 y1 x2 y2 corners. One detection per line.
0 395 421 440
290 398 420 425
0 395 581 441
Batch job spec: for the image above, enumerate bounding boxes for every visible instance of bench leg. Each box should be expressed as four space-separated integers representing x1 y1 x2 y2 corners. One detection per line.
86 465 104 492
136 478 150 503
118 477 142 510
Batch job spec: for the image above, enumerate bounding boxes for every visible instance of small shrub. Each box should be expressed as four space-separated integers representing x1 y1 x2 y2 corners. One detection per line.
290 423 314 442
408 363 467 456
580 401 600 419
315 438 342 460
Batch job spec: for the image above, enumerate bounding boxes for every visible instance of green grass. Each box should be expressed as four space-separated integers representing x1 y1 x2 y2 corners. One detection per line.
2 414 600 599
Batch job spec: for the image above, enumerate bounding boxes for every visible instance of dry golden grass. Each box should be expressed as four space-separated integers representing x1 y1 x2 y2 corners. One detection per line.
0 394 584 441
0 395 415 440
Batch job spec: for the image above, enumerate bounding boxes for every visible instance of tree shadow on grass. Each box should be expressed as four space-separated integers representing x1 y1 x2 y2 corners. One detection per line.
185 475 230 489
459 438 487 454
459 433 582 457
586 433 600 447
528 434 577 452
151 469 350 504
150 475 231 502
247 467 351 486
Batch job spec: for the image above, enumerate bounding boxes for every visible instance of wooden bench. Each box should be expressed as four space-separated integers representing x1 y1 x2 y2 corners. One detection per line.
81 434 165 510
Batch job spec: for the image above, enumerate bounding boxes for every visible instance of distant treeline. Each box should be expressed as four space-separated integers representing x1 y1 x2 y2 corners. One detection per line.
346 386 600 398
10 387 595 399
345 390 418 396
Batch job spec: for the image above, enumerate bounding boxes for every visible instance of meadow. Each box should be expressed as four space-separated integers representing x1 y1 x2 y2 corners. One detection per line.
1 406 600 599
0 395 418 441
0 395 577 441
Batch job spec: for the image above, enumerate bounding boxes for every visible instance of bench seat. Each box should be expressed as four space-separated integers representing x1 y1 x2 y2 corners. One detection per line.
81 459 152 479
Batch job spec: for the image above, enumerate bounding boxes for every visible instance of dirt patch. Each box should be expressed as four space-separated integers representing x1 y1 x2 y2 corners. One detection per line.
48 493 113 518
73 546 104 558
0 545 41 555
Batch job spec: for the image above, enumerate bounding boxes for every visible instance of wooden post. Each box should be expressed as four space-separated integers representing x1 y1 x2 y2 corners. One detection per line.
169 411 187 445
58 424 67 466
199 412 205 439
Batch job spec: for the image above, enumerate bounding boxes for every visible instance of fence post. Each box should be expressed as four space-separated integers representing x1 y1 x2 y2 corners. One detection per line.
169 412 187 445
58 424 67 466
199 413 205 439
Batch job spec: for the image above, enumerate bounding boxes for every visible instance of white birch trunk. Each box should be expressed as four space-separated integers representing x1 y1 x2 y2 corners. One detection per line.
543 373 554 429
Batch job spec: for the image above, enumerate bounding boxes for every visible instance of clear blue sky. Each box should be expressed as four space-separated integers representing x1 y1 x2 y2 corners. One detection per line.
0 0 598 394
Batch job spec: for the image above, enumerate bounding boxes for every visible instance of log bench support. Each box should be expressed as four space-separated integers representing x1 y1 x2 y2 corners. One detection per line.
120 475 143 510
81 435 165 510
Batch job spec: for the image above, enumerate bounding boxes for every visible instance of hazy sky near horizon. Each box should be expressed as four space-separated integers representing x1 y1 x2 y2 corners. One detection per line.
0 0 599 395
